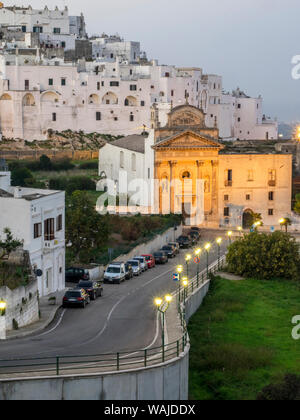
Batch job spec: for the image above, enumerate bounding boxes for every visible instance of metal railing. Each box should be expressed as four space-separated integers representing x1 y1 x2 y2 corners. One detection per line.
0 256 225 379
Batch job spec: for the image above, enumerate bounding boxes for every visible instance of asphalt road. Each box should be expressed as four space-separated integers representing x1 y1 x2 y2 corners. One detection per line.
0 230 228 363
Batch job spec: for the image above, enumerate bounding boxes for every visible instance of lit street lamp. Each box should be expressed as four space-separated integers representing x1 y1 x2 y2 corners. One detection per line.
216 237 222 270
237 226 243 236
204 243 211 277
182 277 189 304
227 231 233 245
194 248 201 284
0 300 6 316
154 294 173 362
176 265 183 302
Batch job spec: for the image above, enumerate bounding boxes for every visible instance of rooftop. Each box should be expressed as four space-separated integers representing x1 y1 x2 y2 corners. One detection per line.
109 134 147 154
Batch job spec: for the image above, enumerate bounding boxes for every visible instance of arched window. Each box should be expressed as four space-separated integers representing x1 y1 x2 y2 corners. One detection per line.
120 151 124 168
182 171 191 179
124 96 137 106
88 94 100 104
102 92 118 105
22 93 35 106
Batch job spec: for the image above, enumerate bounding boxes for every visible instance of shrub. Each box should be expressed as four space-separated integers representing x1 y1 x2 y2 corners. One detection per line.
49 176 95 193
12 319 19 330
78 161 98 170
11 167 34 187
226 231 300 280
257 374 300 400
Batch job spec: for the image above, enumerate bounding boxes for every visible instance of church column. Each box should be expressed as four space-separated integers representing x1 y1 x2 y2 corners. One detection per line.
154 162 162 214
168 161 177 214
211 160 219 220
196 160 205 224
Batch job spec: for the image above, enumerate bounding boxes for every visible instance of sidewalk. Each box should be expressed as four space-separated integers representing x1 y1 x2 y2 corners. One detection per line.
6 289 67 340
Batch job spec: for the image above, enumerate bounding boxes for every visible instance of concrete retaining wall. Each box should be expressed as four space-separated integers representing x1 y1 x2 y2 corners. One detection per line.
0 346 189 400
0 281 39 332
185 280 211 324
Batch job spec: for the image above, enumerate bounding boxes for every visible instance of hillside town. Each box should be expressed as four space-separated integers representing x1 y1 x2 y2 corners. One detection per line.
0 1 299 403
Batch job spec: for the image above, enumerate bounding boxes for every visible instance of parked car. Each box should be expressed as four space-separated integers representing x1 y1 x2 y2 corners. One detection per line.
133 256 148 272
65 267 90 283
76 280 103 300
191 227 201 233
161 245 176 259
168 242 180 255
104 263 126 284
189 230 200 243
177 235 191 249
62 289 90 308
127 259 142 276
142 254 156 269
110 262 133 280
153 251 168 264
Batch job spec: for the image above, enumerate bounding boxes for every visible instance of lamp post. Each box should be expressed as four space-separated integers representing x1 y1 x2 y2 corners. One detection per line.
194 248 201 285
182 278 188 304
154 294 172 362
237 226 243 236
204 243 211 277
185 254 192 277
216 237 222 270
176 265 183 303
0 300 6 340
227 231 233 245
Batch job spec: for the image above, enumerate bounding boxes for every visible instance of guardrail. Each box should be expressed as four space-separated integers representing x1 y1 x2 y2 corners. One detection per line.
0 255 226 379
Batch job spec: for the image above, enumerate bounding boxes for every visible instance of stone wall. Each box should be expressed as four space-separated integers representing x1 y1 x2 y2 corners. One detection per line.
0 150 98 161
0 280 39 332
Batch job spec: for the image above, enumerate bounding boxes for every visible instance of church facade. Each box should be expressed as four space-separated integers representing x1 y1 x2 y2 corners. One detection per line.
152 105 292 228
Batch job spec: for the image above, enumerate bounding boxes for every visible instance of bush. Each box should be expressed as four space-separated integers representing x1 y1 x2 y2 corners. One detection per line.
49 176 95 193
257 374 300 400
11 167 34 187
226 231 300 280
78 161 98 170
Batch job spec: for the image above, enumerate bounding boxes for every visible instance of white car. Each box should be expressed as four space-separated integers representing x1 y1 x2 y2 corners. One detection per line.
104 263 126 284
127 259 142 276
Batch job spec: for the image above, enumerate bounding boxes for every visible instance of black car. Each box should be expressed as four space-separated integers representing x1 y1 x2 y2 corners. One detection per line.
177 235 191 249
65 267 90 283
62 289 90 308
76 280 103 300
161 245 176 258
154 252 168 264
189 230 200 243
191 227 201 233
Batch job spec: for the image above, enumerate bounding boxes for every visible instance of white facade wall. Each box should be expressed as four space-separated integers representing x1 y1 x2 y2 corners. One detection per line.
0 6 70 35
0 184 65 297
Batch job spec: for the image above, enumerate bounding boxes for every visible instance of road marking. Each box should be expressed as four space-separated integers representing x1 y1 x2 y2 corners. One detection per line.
34 309 66 338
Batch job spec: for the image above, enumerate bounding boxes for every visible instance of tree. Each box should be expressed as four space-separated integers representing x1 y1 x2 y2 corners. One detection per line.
279 217 292 233
0 228 22 261
66 191 110 262
226 231 300 280
39 155 53 171
11 167 34 187
294 194 300 215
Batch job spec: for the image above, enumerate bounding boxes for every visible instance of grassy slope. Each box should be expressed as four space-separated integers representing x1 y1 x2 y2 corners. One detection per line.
188 277 300 400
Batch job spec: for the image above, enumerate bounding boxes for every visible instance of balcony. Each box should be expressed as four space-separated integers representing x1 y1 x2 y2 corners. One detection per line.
224 180 233 187
44 238 60 251
268 180 276 187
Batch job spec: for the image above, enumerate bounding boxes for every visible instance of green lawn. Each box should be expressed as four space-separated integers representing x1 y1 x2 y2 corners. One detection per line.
188 276 300 400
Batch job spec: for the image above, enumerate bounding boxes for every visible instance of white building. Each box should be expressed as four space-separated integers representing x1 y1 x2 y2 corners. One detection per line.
0 5 278 142
0 168 65 297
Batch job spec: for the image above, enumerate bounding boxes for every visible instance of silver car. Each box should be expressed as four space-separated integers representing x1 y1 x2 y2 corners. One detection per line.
127 259 142 276
133 256 148 272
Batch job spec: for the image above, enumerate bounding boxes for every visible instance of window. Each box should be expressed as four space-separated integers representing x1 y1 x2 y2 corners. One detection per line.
96 112 101 121
237 104 241 109
165 72 170 77
246 194 251 201
130 85 137 91
268 169 276 186
141 101 145 107
225 169 232 187
171 90 174 97
132 154 136 171
25 80 29 90
110 81 119 87
22 26 26 33
101 81 104 87
130 113 134 122
61 78 66 86
148 168 150 179
224 207 230 217
268 209 274 216
97 82 100 91
224 194 229 201
49 78 53 86
247 170 254 181
238 117 241 122
44 218 55 241
61 41 66 48
53 28 61 34
33 26 43 33
269 191 274 201
34 223 42 239
56 215 63 231
52 113 56 122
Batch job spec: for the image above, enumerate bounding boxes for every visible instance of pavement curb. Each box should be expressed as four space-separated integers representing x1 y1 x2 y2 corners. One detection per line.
6 304 62 341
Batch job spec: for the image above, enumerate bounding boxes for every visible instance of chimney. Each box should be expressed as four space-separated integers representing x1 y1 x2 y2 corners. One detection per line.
14 187 22 199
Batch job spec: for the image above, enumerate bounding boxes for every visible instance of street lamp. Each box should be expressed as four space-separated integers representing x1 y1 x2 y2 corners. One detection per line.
176 265 183 302
216 237 222 270
185 254 192 277
227 230 233 245
182 277 189 304
0 300 6 316
154 294 173 362
237 226 243 236
204 243 211 277
194 248 201 284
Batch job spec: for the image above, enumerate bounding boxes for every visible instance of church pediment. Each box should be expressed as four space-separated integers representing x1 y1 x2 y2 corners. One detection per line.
153 130 223 150
167 105 206 128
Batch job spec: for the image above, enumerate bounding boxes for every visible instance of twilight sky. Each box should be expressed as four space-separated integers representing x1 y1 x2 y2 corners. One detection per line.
4 0 300 122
